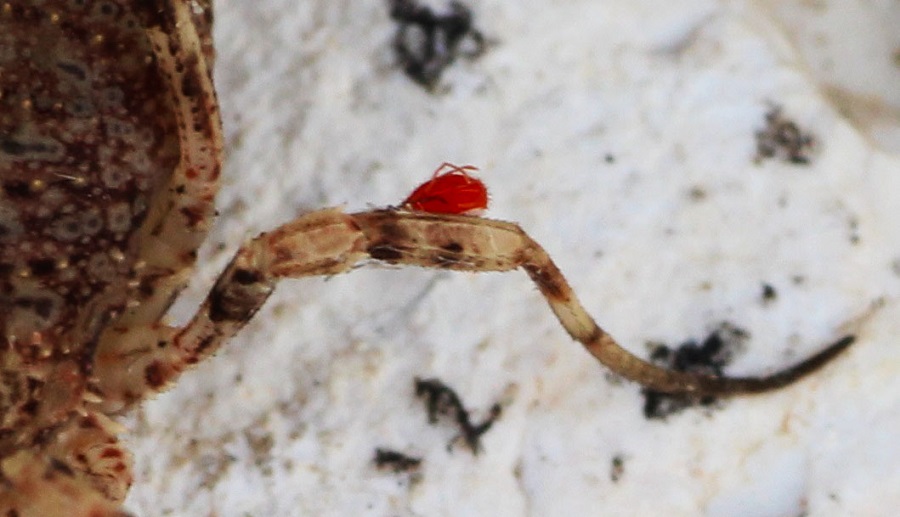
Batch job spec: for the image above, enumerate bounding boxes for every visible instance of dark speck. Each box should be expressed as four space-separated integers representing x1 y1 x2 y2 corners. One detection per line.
442 241 463 253
233 268 262 285
28 259 56 276
761 283 777 304
374 449 423 474
389 0 487 90
610 455 625 482
3 180 33 198
56 61 88 81
414 377 501 454
754 104 815 165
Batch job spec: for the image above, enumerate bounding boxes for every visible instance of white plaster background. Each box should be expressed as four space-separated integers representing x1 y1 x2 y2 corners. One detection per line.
123 1 900 516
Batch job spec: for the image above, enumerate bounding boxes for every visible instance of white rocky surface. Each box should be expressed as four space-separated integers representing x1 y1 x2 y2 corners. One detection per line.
124 1 900 516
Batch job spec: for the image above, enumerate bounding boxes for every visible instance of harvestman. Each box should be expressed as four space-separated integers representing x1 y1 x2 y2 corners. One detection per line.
0 1 853 515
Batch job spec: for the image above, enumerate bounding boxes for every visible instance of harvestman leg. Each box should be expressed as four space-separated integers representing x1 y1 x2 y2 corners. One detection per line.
0 412 131 516
93 208 853 410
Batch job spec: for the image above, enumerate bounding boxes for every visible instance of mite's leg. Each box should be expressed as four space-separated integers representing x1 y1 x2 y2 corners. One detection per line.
0 412 132 517
93 208 854 411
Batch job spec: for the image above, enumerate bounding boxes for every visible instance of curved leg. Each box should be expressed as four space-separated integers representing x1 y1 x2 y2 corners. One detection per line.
93 208 854 410
109 0 224 333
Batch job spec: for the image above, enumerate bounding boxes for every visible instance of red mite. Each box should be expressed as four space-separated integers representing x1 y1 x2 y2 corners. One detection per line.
401 162 489 214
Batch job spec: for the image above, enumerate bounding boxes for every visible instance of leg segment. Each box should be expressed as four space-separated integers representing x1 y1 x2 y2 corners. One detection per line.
0 412 132 517
350 210 853 395
111 0 224 333
93 208 853 410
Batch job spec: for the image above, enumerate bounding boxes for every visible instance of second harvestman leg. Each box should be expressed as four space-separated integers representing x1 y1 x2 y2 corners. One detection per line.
0 412 132 517
93 208 853 411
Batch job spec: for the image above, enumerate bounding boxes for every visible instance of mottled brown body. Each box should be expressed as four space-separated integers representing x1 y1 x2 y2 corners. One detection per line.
1 1 220 514
0 2 853 516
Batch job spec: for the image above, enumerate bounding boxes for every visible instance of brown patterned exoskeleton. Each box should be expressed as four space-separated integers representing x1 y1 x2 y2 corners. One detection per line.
0 1 854 515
